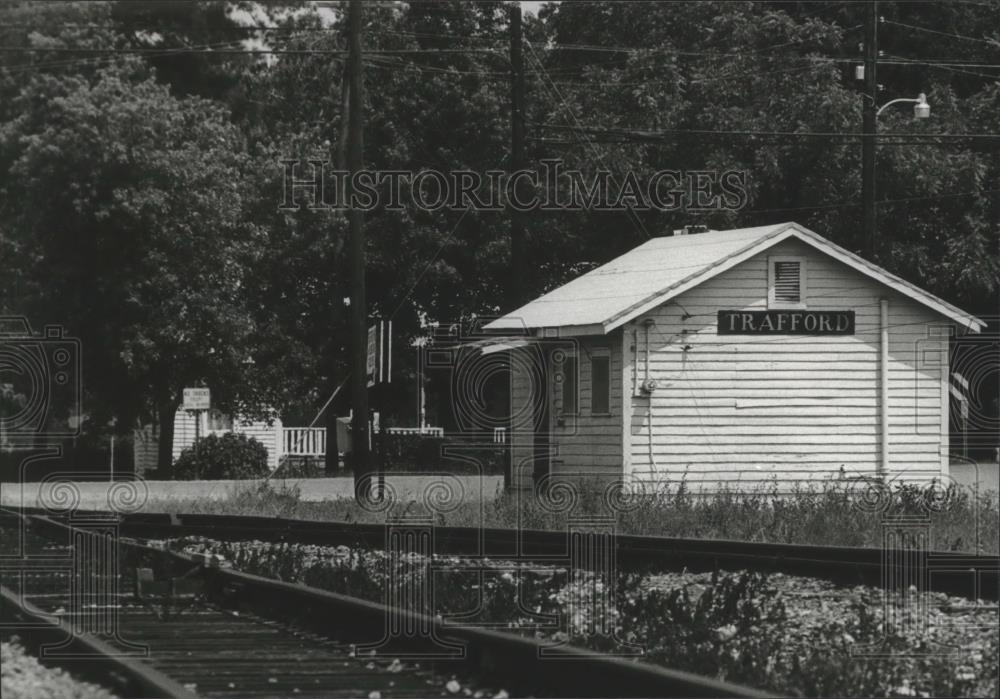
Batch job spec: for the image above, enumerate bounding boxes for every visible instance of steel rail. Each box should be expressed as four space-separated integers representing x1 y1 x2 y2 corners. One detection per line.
3 511 773 699
7 505 995 601
0 585 198 699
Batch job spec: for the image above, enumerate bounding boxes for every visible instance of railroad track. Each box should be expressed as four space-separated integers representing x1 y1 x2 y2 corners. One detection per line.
8 505 997 601
1 511 768 699
0 584 196 699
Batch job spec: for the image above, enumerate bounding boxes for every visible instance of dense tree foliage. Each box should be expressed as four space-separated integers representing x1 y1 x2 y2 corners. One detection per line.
1 1 997 465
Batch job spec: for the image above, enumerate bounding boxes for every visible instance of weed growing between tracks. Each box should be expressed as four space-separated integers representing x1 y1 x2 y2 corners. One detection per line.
146 478 1000 554
162 536 999 698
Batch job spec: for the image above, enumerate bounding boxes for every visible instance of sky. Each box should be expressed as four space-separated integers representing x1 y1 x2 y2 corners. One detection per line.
522 1 551 15
229 2 556 27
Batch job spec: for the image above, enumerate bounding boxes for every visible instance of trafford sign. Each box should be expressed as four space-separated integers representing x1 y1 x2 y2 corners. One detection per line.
717 310 855 335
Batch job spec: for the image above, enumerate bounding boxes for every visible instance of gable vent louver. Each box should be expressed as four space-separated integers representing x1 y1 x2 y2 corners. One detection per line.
773 261 801 303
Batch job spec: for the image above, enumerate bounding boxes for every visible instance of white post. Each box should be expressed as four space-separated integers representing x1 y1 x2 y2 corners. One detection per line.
880 299 890 477
195 409 203 476
274 418 284 470
418 344 426 429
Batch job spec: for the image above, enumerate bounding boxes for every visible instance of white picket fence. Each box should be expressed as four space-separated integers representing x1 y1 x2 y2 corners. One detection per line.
281 425 446 458
384 426 444 437
282 427 327 457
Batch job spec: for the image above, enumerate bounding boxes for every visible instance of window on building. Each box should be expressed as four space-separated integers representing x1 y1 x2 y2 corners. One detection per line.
207 409 233 432
559 352 578 415
768 256 806 307
591 351 611 415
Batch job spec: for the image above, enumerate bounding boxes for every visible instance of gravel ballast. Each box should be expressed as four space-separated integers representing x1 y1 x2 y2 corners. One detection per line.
1 641 119 699
157 536 999 698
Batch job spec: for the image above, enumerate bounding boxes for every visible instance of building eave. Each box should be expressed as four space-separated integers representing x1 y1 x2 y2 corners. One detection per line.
487 221 985 335
603 223 984 333
603 224 799 332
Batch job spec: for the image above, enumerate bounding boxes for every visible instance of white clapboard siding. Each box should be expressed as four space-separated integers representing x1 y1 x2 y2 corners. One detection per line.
170 409 283 471
549 334 623 476
621 237 948 487
171 410 200 463
626 469 943 491
508 338 624 485
232 416 283 471
506 235 957 492
509 346 539 488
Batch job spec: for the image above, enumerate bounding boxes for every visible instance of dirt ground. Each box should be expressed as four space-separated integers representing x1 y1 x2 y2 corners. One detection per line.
0 474 504 512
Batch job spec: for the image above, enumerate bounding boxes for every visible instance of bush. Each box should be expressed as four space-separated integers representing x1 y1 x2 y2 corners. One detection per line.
171 433 269 480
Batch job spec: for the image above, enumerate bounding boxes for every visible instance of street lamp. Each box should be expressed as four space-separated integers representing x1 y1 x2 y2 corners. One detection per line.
877 93 931 119
862 92 931 259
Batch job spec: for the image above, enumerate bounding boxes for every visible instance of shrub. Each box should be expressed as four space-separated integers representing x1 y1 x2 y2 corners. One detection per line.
172 432 269 480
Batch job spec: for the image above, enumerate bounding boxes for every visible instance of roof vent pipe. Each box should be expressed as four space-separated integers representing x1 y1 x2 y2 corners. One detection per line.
672 225 710 236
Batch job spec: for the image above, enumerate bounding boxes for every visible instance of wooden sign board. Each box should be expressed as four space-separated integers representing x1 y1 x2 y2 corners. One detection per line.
718 310 855 335
182 387 211 411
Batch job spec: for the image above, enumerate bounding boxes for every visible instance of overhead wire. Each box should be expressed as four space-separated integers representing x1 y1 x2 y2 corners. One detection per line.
533 122 1000 142
882 18 1000 47
0 38 255 76
524 36 655 240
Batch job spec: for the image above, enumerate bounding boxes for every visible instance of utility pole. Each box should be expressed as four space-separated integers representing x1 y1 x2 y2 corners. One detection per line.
327 42 351 477
862 0 878 260
347 0 371 502
508 2 526 309
505 3 527 493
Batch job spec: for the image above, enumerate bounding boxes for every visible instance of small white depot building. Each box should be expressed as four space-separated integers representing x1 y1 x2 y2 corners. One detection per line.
485 222 984 490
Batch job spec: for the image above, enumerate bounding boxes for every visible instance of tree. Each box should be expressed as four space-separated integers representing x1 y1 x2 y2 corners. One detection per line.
0 55 260 468
2 0 995 460
534 0 999 313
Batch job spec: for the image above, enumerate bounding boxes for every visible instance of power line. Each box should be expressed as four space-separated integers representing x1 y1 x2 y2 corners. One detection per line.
883 53 1000 80
924 62 1000 81
882 19 1000 47
534 122 1000 142
877 58 1000 68
0 38 253 75
524 37 655 241
0 22 332 32
742 188 1000 215
0 45 502 56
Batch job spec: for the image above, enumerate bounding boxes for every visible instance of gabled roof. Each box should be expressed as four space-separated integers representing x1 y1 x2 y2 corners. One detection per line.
485 222 985 334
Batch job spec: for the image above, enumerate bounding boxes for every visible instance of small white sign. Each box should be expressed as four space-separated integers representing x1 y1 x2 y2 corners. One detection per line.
182 387 211 411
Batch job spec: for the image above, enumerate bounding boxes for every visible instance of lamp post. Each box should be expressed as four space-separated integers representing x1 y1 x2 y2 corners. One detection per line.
862 92 931 259
877 93 931 119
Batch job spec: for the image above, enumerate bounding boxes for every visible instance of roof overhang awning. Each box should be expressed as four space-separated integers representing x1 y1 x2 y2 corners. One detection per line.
458 337 535 355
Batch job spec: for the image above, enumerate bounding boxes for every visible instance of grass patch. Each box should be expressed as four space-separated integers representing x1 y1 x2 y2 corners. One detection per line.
139 478 1000 554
